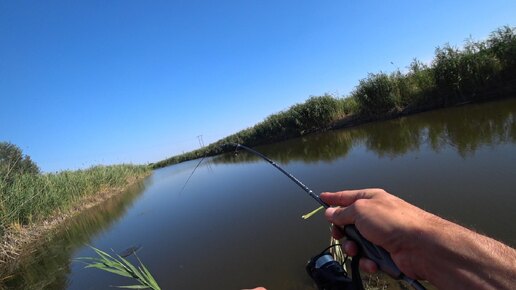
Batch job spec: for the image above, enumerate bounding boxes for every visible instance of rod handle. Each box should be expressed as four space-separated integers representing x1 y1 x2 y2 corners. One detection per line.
343 225 402 279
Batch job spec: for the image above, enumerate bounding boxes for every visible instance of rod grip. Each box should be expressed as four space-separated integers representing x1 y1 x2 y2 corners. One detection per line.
343 225 402 279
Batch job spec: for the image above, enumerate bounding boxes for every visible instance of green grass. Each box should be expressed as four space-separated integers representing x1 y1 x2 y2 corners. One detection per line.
152 26 516 169
0 164 150 236
77 246 161 290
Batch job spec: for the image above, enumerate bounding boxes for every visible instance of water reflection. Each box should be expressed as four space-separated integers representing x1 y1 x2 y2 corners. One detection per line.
214 99 516 163
3 182 147 289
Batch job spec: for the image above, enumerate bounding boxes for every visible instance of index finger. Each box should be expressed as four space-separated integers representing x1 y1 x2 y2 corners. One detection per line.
320 189 375 207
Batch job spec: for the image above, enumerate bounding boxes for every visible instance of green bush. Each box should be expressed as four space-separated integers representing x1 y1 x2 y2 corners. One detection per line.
488 26 516 77
353 73 398 114
0 142 40 179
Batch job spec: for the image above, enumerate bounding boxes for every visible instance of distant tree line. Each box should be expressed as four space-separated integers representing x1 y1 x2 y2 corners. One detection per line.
152 26 516 169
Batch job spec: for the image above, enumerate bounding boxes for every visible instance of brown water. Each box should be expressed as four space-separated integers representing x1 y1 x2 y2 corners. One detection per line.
4 99 516 290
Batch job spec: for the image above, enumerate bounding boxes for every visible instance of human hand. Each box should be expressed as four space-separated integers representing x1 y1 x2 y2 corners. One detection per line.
321 188 516 289
320 188 437 280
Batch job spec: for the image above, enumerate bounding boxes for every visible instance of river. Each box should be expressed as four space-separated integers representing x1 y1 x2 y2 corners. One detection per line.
4 98 516 289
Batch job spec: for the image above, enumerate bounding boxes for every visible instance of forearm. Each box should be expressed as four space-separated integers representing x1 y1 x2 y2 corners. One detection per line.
418 215 516 290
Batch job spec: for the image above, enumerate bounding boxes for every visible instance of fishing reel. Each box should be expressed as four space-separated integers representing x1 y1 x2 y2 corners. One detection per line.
306 245 364 290
306 225 426 290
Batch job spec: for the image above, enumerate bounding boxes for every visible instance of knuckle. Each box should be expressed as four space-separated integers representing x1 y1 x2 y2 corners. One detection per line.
353 199 364 207
353 199 368 212
372 188 387 195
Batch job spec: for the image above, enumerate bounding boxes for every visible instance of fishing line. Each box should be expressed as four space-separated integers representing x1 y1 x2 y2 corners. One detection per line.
178 154 208 195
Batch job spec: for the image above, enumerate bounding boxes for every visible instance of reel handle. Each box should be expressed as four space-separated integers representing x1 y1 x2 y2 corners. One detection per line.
343 225 402 279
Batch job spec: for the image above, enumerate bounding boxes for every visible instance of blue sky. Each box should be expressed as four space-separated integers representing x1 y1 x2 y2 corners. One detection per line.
1 1 515 172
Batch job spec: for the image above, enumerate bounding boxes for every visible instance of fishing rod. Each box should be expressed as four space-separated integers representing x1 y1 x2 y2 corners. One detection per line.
225 143 326 207
186 143 426 290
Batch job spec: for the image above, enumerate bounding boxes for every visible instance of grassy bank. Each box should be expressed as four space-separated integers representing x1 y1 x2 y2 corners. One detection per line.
0 165 150 236
0 142 151 257
153 25 516 169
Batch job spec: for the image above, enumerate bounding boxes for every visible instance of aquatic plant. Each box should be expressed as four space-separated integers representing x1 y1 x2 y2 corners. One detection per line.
77 246 161 290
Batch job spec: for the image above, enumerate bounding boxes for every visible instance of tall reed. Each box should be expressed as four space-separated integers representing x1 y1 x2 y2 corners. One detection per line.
0 164 150 236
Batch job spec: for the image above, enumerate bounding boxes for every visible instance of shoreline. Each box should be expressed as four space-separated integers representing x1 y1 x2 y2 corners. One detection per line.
153 96 513 169
0 173 150 277
328 98 478 131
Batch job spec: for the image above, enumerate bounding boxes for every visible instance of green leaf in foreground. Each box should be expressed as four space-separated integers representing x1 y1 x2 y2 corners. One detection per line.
301 206 324 219
76 246 161 290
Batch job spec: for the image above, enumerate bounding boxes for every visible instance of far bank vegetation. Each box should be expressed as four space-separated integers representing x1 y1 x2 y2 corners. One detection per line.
153 26 516 169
